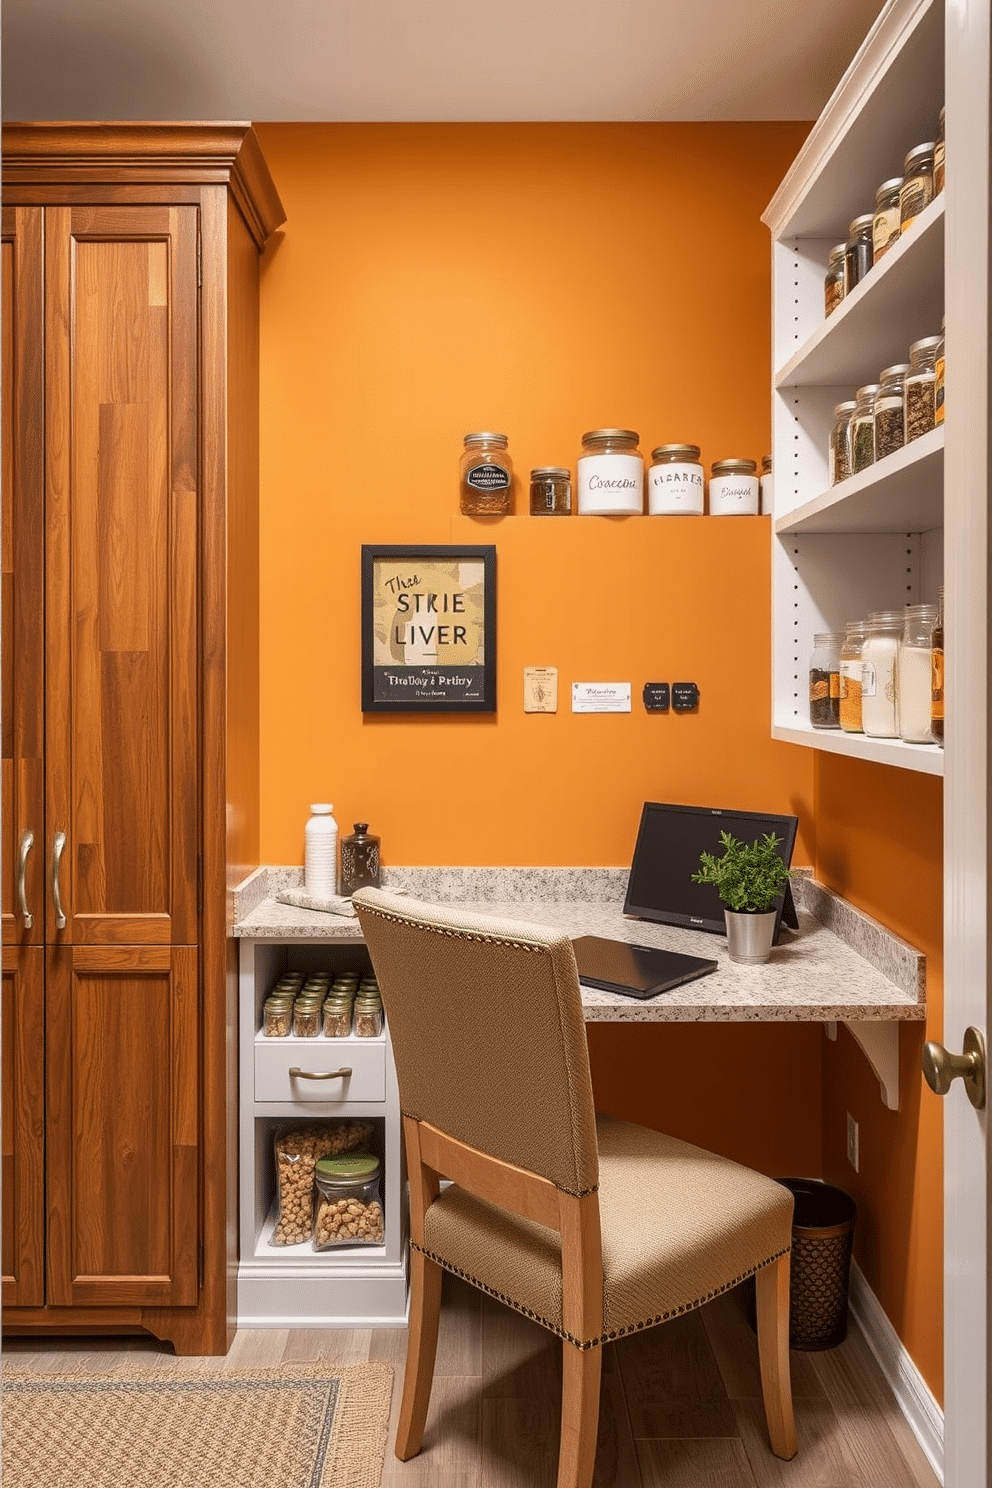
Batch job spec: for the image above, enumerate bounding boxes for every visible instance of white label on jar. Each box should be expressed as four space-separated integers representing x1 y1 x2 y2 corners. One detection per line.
709 475 759 516
872 206 900 255
577 453 643 514
860 660 877 697
648 463 704 515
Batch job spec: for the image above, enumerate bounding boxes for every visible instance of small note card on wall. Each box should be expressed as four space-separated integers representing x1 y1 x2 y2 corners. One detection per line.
571 682 631 714
524 667 558 713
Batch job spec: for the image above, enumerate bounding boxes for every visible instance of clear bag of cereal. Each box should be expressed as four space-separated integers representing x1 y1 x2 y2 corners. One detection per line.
271 1120 376 1245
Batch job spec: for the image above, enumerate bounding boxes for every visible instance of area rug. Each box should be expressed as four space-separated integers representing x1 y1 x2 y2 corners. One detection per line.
1 1359 393 1488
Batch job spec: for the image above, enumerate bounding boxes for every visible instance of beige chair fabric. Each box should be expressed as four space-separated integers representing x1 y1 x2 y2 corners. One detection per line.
352 886 798 1483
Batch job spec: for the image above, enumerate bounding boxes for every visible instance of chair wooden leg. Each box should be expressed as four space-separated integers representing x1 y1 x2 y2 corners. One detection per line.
755 1252 799 1460
557 1340 602 1488
395 1247 443 1460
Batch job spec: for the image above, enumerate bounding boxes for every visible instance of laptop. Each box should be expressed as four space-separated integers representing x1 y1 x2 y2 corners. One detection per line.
572 935 718 1000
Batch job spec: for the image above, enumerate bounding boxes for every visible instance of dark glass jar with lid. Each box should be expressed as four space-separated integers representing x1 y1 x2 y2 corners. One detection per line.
529 466 572 516
845 214 874 292
339 823 381 897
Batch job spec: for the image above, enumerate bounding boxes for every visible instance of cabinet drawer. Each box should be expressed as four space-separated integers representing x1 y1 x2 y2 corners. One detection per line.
254 1039 386 1103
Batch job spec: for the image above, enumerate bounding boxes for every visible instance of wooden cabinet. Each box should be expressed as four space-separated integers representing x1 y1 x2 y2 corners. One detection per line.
1 124 284 1353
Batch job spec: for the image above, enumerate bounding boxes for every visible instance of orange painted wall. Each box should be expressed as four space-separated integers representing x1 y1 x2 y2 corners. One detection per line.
253 122 942 1399
815 756 944 1402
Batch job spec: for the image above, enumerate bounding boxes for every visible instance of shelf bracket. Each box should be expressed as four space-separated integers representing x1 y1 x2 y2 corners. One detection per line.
824 1020 900 1111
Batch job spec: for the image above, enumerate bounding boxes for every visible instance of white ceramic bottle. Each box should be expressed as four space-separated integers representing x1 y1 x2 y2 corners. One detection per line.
305 803 338 897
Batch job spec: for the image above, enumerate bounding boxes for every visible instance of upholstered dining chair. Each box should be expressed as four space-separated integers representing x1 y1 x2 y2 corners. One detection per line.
352 887 798 1488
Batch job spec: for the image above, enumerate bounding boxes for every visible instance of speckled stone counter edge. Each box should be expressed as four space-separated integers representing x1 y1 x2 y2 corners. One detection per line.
232 864 925 1004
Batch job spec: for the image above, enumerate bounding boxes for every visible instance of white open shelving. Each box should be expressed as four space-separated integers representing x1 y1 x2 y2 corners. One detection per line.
763 0 945 778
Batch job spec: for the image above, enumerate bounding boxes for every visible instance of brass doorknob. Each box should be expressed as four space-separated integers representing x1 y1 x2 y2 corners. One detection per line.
921 1026 986 1109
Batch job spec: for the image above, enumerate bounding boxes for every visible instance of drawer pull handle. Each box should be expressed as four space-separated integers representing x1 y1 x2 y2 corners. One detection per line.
289 1066 353 1081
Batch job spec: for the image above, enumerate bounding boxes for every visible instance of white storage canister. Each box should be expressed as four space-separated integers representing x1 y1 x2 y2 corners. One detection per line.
708 458 759 516
304 803 338 896
647 444 704 515
576 429 644 515
898 603 939 744
861 612 903 738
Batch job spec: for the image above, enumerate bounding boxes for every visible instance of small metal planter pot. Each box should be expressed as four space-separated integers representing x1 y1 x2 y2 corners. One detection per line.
724 909 777 965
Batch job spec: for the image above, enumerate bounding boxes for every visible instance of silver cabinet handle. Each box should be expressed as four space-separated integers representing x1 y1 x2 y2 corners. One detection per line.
288 1066 353 1081
52 829 67 930
17 830 34 929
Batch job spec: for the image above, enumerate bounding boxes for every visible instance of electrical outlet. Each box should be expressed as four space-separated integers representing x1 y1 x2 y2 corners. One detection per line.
846 1112 859 1172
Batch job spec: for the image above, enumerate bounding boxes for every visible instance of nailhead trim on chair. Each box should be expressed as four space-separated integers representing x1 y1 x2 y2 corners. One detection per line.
356 900 552 953
411 1239 792 1350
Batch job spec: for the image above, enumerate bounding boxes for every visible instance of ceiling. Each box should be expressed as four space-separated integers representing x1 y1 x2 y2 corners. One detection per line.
3 0 889 123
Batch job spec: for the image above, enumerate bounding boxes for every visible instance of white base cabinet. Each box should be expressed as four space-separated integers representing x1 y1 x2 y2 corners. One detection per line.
238 937 408 1328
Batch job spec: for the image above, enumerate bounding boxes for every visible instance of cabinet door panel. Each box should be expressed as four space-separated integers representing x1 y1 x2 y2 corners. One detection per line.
45 205 199 947
46 943 199 1307
2 946 45 1306
2 207 45 948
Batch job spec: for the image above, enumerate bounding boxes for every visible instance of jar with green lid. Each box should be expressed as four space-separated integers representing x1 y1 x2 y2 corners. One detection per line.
647 444 704 515
829 401 857 486
906 336 941 441
934 106 945 195
529 466 572 516
845 214 874 292
900 143 935 232
339 822 381 896
824 244 846 316
872 178 903 261
460 432 513 516
313 1153 384 1249
576 429 643 515
874 365 908 461
839 621 869 733
851 384 879 474
809 633 843 729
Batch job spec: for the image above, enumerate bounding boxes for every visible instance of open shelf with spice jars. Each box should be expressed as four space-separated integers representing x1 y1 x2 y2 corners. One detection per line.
237 936 408 1328
763 0 946 775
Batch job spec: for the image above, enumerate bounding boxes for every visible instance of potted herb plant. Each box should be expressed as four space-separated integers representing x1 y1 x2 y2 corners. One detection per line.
691 830 792 965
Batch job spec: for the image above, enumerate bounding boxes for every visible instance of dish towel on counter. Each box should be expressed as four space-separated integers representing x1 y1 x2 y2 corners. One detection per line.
276 887 407 917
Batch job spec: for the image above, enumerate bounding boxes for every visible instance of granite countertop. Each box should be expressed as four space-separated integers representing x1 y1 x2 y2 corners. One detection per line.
232 866 925 1025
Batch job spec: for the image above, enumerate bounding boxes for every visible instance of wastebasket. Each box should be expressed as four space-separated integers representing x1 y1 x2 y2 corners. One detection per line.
777 1177 857 1350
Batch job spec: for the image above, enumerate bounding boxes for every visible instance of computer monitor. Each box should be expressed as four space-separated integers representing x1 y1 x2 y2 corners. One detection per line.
623 801 799 943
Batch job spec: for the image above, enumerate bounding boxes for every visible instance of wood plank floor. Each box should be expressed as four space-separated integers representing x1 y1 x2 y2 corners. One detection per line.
3 1277 940 1488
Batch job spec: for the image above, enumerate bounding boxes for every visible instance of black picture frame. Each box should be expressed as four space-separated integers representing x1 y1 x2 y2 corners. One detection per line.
361 544 496 713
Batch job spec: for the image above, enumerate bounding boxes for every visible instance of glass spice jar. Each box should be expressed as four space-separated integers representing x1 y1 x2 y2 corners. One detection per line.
934 317 945 427
839 621 869 733
824 244 847 316
529 466 572 516
898 604 939 744
900 142 936 232
263 996 294 1038
708 458 759 515
353 991 384 1039
829 400 857 486
759 455 772 514
931 586 944 746
844 214 874 293
809 633 843 729
459 432 513 516
906 336 941 441
872 178 903 262
874 364 908 461
576 429 643 515
851 384 880 474
292 999 322 1038
339 822 381 896
312 1153 384 1250
861 611 904 738
322 996 353 1038
933 107 945 196
647 444 704 515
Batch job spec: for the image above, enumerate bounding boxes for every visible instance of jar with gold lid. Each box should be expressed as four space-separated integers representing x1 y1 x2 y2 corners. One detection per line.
708 458 758 516
529 466 572 516
647 444 704 515
824 244 846 316
900 143 935 232
460 432 513 516
872 178 903 262
576 430 643 515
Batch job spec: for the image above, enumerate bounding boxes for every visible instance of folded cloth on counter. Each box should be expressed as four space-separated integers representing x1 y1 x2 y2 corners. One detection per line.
276 889 358 917
275 886 407 917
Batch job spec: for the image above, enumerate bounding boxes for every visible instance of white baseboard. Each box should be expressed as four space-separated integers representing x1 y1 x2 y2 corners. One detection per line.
848 1259 944 1483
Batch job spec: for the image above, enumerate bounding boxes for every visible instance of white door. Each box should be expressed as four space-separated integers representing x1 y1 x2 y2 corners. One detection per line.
940 3 988 1483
